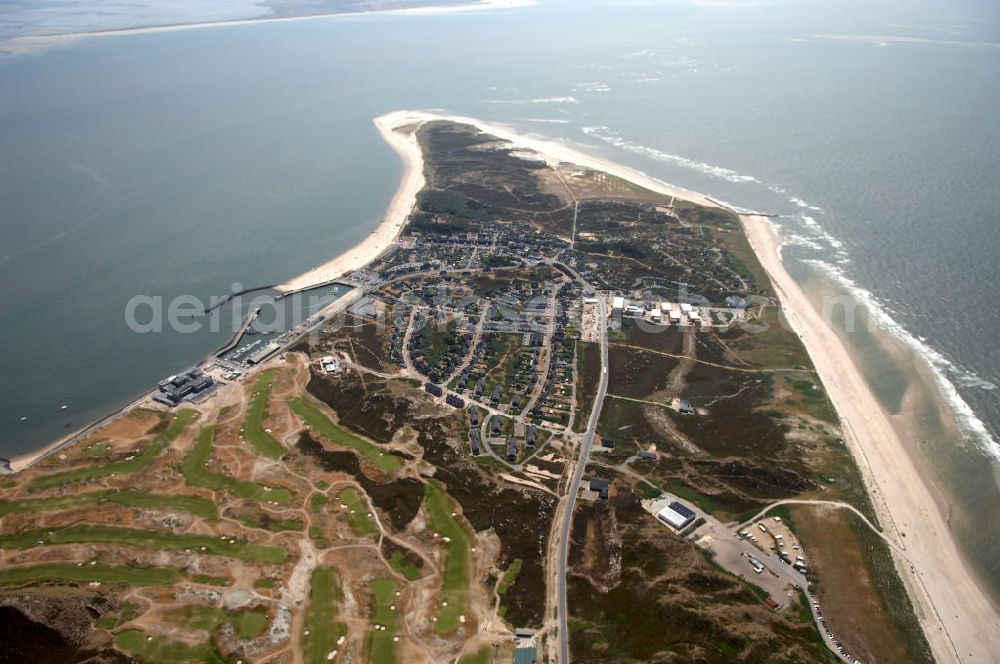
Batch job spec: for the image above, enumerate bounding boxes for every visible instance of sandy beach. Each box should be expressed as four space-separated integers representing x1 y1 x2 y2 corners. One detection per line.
0 0 536 56
274 114 427 293
741 214 1000 663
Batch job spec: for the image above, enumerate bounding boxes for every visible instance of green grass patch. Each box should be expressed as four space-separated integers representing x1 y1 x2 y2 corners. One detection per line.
0 563 181 587
289 398 403 472
424 481 471 634
121 603 139 621
0 525 286 563
635 480 663 500
107 490 218 520
337 488 378 537
191 574 231 587
496 558 522 596
95 615 119 629
309 493 328 512
367 578 399 664
114 629 227 664
165 604 269 639
303 567 347 664
459 647 491 664
665 480 727 517
28 437 166 491
164 408 199 440
388 549 422 581
242 371 286 459
84 441 112 458
0 489 216 520
180 427 292 505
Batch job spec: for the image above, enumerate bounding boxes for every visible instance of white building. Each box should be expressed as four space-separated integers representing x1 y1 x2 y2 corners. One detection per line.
611 296 625 312
656 501 696 530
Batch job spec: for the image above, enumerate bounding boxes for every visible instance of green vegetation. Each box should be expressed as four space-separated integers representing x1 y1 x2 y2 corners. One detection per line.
459 648 491 664
303 567 347 664
181 427 292 505
665 480 727 517
367 578 399 664
635 480 663 500
496 558 522 595
84 441 112 458
24 410 194 491
0 525 286 563
254 578 277 589
28 438 166 491
191 574 231 587
166 604 269 639
289 398 402 472
164 408 199 440
424 481 471 634
387 548 422 581
239 514 303 532
95 615 118 629
110 490 217 519
337 488 378 537
114 629 227 664
309 492 328 512
0 563 181 587
243 370 286 459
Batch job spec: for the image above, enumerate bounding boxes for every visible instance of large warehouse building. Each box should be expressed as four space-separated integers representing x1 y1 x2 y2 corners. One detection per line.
657 501 696 530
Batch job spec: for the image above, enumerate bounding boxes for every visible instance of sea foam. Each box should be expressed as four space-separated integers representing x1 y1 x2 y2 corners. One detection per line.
804 258 1000 460
582 125 761 184
574 122 999 458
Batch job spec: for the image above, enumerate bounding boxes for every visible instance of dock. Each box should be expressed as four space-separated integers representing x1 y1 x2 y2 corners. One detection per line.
215 305 262 357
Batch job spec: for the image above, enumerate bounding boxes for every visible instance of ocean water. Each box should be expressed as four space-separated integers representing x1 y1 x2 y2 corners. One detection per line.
1 0 998 589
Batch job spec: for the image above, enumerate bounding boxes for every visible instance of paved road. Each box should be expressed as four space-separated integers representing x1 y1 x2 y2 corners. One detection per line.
556 268 608 664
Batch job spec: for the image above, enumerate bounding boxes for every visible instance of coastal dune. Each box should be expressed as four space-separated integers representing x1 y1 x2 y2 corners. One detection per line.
282 110 1000 662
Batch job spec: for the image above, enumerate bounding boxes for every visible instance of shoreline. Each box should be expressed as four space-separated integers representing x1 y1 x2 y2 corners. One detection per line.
273 114 427 293
741 214 1000 663
9 108 998 660
0 0 536 56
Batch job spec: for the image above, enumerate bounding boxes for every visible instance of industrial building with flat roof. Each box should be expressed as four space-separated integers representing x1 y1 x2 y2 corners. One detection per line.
154 370 214 406
657 501 696 530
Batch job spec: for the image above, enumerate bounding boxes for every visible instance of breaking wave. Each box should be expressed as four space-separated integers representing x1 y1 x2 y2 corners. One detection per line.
488 96 581 105
804 258 1000 460
581 125 761 184
570 121 999 459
